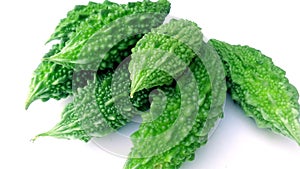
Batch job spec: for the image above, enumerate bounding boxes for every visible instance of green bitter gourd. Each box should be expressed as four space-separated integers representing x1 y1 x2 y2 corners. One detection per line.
25 1 115 109
209 39 300 144
32 59 150 142
129 19 203 96
25 0 170 109
125 43 226 168
46 1 118 43
45 0 171 69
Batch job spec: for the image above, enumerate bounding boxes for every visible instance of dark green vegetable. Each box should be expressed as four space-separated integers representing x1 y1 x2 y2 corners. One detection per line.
129 19 203 96
32 59 150 142
25 49 72 109
125 43 226 168
25 0 170 109
25 2 109 109
45 0 171 69
209 39 300 144
47 1 119 43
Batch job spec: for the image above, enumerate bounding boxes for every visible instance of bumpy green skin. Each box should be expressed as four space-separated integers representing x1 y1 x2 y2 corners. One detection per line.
33 61 150 142
125 46 226 169
25 0 169 109
129 19 203 96
47 4 87 43
25 2 106 109
25 47 73 109
209 39 300 144
46 0 171 69
47 1 118 43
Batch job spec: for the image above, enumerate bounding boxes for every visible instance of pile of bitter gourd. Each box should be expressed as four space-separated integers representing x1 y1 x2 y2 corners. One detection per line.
26 0 300 168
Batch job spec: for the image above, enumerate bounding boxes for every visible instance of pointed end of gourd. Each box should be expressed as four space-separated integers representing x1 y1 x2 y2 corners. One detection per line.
30 135 39 143
25 88 40 110
25 95 35 110
25 102 30 110
30 125 62 142
129 74 146 98
45 34 56 45
45 39 52 45
130 91 134 98
130 83 139 98
30 132 48 143
25 79 45 110
130 88 137 98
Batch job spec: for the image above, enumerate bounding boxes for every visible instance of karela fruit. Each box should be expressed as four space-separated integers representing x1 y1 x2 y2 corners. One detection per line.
46 0 171 70
46 1 119 43
209 39 300 144
25 2 112 109
32 58 150 142
25 0 170 109
125 43 226 168
128 19 203 96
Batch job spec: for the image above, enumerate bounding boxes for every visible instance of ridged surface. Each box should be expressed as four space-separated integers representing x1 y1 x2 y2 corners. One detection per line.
129 19 203 96
209 39 300 144
25 0 170 109
125 43 226 168
33 60 150 142
46 0 171 68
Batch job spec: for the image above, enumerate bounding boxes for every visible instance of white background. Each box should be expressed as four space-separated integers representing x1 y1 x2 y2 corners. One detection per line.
1 0 300 168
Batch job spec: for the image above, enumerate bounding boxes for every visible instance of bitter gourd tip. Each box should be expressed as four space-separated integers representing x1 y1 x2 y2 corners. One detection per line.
25 97 33 110
25 88 40 110
45 37 55 45
128 19 203 94
130 87 138 98
130 92 134 98
30 127 55 142
30 132 48 143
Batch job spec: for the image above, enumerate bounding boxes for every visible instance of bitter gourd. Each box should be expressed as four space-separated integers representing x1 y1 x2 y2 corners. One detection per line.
25 0 170 109
46 1 119 43
25 2 109 109
209 39 300 144
45 0 171 70
125 43 226 168
129 19 203 96
33 59 150 142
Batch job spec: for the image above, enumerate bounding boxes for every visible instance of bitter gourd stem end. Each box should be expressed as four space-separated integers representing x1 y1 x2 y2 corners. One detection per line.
130 85 139 98
30 132 48 143
25 95 35 110
45 36 55 44
130 91 135 98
